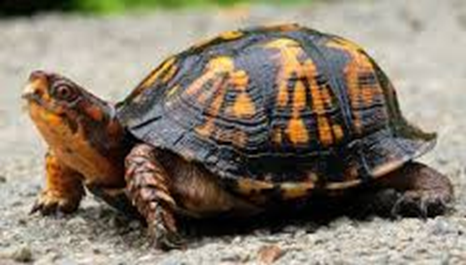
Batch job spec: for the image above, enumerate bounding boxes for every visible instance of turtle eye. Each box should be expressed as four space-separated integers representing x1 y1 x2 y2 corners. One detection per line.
53 84 78 102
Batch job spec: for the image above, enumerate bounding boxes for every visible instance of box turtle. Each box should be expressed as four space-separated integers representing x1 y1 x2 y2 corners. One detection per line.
23 24 453 249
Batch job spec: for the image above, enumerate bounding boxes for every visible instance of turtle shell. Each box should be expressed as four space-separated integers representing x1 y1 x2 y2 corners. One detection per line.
116 24 435 200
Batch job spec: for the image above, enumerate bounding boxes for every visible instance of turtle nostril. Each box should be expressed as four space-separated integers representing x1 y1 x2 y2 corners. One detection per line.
23 71 48 100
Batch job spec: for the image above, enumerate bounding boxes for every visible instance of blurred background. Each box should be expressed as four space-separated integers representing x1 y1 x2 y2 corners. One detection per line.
1 0 466 264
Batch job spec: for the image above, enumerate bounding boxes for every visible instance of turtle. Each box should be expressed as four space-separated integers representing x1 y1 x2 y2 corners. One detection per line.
23 24 453 249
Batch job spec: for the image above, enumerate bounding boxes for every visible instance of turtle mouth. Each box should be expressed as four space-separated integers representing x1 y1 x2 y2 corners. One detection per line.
22 88 56 116
22 72 49 107
22 90 43 105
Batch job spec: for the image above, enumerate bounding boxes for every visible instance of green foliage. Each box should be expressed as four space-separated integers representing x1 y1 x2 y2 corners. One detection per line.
71 0 302 14
0 0 312 16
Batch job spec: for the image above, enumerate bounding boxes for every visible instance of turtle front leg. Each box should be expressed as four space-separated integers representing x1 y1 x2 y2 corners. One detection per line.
125 143 183 250
370 162 454 218
31 151 84 215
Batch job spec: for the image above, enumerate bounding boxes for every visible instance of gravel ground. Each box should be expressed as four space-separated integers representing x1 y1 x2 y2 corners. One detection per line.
1 0 466 264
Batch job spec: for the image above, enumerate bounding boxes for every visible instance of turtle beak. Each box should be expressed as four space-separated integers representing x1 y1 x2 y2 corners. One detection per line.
22 71 48 102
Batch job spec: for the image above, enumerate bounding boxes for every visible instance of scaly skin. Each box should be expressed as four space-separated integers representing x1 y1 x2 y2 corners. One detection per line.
23 71 128 216
30 151 84 215
125 144 183 249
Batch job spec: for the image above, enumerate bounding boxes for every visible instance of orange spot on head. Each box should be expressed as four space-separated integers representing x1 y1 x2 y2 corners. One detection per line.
84 104 104 122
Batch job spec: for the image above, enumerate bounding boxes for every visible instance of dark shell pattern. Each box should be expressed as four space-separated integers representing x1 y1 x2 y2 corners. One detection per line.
117 24 435 200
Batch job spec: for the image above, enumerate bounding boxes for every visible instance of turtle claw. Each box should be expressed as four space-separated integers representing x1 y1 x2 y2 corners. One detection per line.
30 190 80 216
148 215 186 250
390 190 451 218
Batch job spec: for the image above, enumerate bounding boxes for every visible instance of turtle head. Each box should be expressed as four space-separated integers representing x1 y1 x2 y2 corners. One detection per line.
23 70 127 185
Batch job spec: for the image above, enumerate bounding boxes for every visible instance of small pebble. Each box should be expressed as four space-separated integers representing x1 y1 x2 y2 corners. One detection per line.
257 244 284 265
11 246 33 263
0 175 6 183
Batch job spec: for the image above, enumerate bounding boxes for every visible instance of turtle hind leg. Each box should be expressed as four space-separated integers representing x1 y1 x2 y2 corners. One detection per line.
125 143 184 250
364 162 454 218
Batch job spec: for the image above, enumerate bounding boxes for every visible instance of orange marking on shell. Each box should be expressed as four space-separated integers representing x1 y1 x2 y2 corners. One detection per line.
216 128 248 148
230 92 256 118
361 86 374 105
139 57 176 89
195 120 215 137
192 31 243 50
266 39 337 146
304 59 334 146
293 81 307 111
196 76 224 104
265 38 309 145
276 87 288 108
166 85 180 98
266 39 303 111
229 70 249 89
161 63 178 83
209 86 227 115
320 85 333 106
280 182 314 200
332 124 344 141
272 127 283 144
219 30 243 40
326 38 385 135
196 88 225 138
208 56 235 71
193 58 232 138
236 178 274 195
185 72 215 97
227 69 255 118
264 38 301 49
317 116 333 146
326 179 361 190
287 118 309 145
185 56 235 97
326 38 363 53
